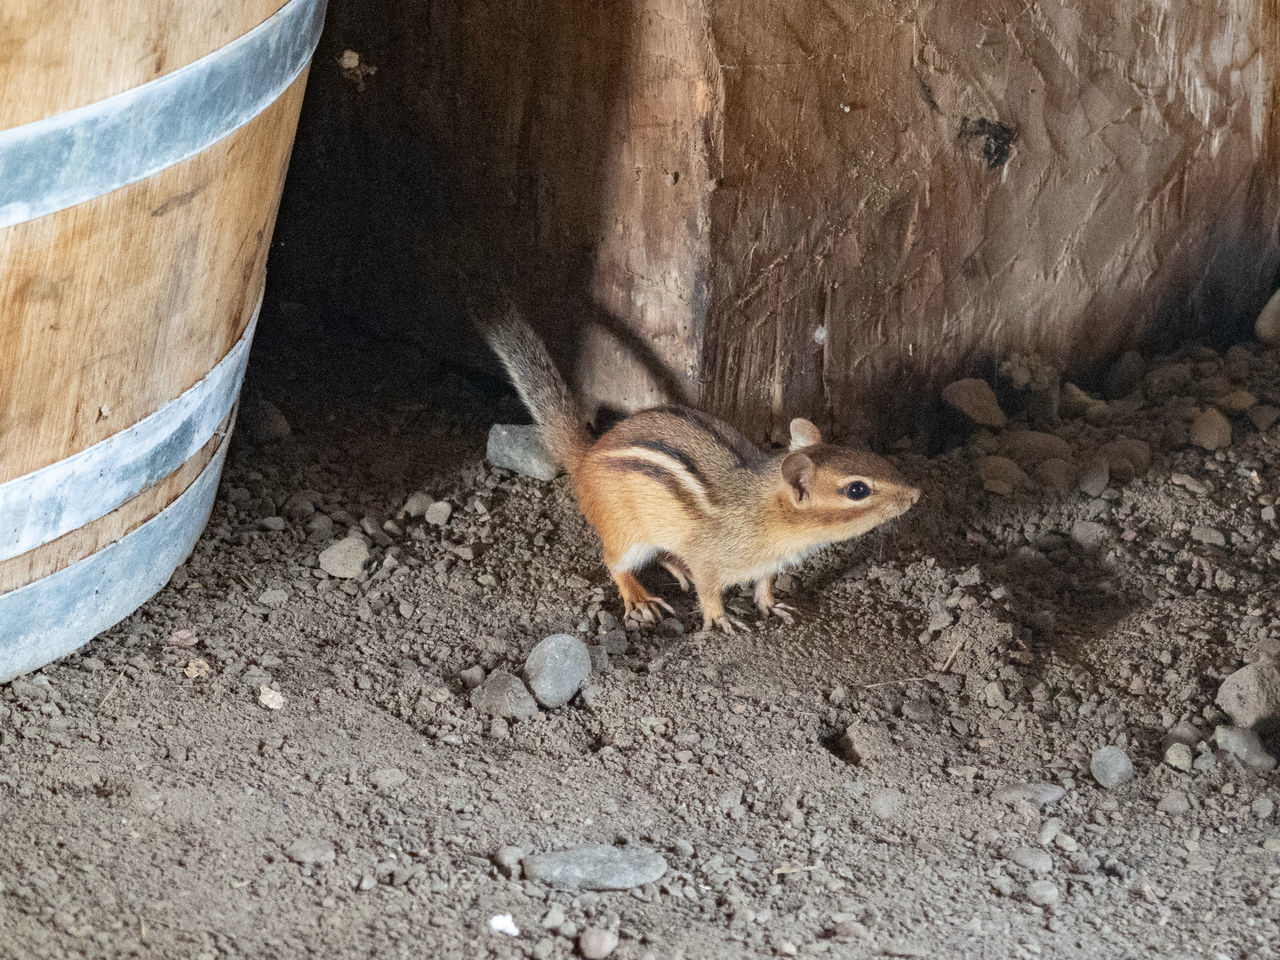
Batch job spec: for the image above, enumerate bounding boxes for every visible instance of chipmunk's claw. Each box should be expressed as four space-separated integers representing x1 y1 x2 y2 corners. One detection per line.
626 597 675 625
761 602 799 624
702 614 748 635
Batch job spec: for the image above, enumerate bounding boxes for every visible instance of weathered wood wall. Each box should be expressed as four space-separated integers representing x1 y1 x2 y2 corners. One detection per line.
269 0 1280 442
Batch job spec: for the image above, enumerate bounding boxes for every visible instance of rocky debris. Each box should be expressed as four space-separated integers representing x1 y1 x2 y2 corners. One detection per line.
869 788 904 820
368 768 407 791
1007 847 1051 874
992 782 1065 809
318 537 370 579
486 424 558 481
240 393 291 445
1070 521 1109 551
1256 287 1280 344
1076 457 1109 497
398 491 433 519
1090 746 1134 788
1024 879 1059 907
284 838 335 867
1189 408 1232 451
469 670 538 720
838 723 892 764
1215 660 1280 729
1103 350 1145 399
1212 726 1278 771
579 927 620 959
523 844 667 891
258 686 286 710
977 456 1031 496
424 501 453 527
459 665 486 689
1157 791 1190 815
522 634 591 708
1254 798 1276 820
943 379 1006 429
1162 742 1193 772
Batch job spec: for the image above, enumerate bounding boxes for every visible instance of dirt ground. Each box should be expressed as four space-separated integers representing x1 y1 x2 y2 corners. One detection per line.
2 327 1278 960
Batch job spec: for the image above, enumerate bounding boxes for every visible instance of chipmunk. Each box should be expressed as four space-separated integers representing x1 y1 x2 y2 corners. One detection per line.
482 307 920 633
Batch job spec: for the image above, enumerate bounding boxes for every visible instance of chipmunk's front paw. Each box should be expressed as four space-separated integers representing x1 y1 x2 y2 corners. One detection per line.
626 596 675 625
759 601 799 624
702 613 748 635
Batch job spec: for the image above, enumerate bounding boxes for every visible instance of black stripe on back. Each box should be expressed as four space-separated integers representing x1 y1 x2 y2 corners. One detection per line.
631 439 710 490
654 406 761 469
604 457 706 515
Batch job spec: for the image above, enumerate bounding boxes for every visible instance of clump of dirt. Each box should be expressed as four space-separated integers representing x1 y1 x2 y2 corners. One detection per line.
1 333 1278 959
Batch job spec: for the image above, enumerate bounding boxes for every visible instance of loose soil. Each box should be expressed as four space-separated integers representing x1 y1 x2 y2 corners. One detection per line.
2 330 1278 960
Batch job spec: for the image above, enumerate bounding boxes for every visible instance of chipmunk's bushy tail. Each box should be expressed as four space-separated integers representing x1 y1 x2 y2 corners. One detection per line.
479 305 593 471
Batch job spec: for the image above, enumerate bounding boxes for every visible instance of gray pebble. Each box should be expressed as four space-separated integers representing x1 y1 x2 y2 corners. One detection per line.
398 491 432 519
486 424 559 481
459 665 486 689
523 634 591 708
318 537 370 579
260 516 287 532
1025 879 1059 906
493 845 525 878
369 767 407 791
993 782 1066 809
1071 520 1109 551
1090 746 1134 787
523 844 667 890
1252 797 1275 820
1162 742 1193 772
1212 726 1278 771
469 670 538 720
1008 847 1052 874
579 927 619 959
424 501 453 527
284 838 335 867
1157 791 1190 815
1216 660 1280 729
1076 456 1110 497
869 788 904 820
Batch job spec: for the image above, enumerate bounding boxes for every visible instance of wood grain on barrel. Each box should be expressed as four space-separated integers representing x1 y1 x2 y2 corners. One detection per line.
0 0 289 128
0 425 227 594
0 71 308 485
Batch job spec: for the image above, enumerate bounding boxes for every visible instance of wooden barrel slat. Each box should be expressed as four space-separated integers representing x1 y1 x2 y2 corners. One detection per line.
0 0 322 680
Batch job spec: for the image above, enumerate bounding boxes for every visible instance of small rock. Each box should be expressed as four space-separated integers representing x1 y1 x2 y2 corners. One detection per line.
306 514 334 541
260 516 287 532
1070 520 1109 551
284 838 335 867
869 788 904 820
1000 430 1073 465
1212 726 1278 771
1157 790 1190 815
1219 389 1257 412
1246 404 1279 432
1189 525 1226 547
1098 437 1152 480
1252 797 1275 820
579 927 619 959
977 456 1031 496
241 394 291 445
1104 350 1145 399
1162 742 1193 772
992 782 1065 809
1216 661 1280 729
1256 287 1280 345
1059 382 1096 419
523 844 668 890
839 723 892 764
424 501 453 527
1008 847 1052 874
258 686 286 710
486 424 559 481
943 379 1006 429
493 845 525 879
1076 456 1110 497
469 670 538 720
398 491 433 519
1090 746 1134 788
1025 879 1059 907
523 634 591 708
369 768 407 791
459 665 486 689
318 537 370 579
488 915 520 937
1190 408 1231 451
1035 459 1077 496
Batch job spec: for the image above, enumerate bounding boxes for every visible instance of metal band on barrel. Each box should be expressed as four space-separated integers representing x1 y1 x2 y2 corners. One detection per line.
0 0 326 228
0 298 259 562
0 436 229 682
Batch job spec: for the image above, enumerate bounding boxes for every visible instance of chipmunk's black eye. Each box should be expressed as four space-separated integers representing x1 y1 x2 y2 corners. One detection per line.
844 481 871 501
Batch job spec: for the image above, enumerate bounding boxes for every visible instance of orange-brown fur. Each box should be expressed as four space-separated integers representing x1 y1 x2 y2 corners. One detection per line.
483 308 920 632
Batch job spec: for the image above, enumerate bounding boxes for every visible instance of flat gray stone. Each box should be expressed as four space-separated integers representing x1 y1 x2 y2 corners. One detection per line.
1008 847 1052 874
1213 726 1278 771
1090 746 1134 787
285 838 335 867
1216 660 1280 729
992 782 1065 809
1025 879 1059 906
523 844 667 891
487 424 559 481
523 634 591 708
424 501 453 527
369 767 408 790
318 537 370 579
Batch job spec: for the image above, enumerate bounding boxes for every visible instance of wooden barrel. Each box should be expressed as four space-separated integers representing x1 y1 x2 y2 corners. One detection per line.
0 0 326 680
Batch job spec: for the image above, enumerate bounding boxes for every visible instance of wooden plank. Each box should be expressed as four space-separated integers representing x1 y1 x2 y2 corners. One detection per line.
0 0 288 128
0 71 307 483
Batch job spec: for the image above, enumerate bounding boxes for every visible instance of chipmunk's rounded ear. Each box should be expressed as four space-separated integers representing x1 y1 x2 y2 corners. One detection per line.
781 452 815 503
789 418 822 451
